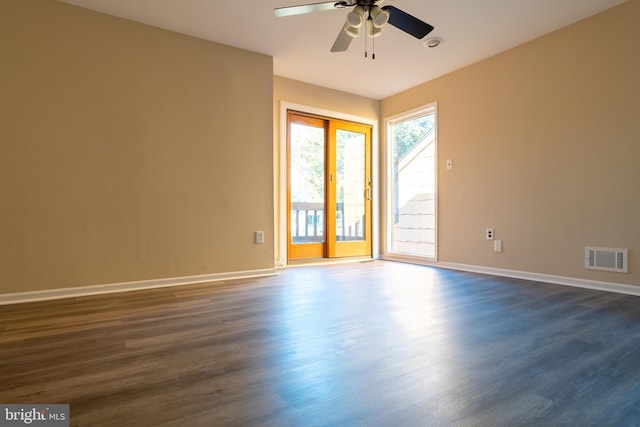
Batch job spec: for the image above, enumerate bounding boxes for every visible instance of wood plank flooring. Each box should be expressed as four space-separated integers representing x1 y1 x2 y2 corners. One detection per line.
2 261 640 426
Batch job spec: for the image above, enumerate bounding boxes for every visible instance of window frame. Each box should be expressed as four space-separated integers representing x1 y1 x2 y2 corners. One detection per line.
382 102 438 264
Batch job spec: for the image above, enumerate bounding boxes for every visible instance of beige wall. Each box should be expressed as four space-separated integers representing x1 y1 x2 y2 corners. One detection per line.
0 0 274 294
382 1 640 285
273 76 380 264
2 0 637 296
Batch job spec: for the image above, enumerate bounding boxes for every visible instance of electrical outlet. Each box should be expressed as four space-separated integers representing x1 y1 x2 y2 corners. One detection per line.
255 231 264 244
486 228 494 240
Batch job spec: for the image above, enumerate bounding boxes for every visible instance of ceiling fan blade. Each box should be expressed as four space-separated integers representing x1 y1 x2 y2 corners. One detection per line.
275 1 346 17
330 23 354 52
381 5 434 39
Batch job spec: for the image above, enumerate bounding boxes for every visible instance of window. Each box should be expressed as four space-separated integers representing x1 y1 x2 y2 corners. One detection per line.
385 104 437 259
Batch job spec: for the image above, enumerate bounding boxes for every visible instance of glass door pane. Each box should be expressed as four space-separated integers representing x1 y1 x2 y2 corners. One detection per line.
335 129 366 242
290 122 325 246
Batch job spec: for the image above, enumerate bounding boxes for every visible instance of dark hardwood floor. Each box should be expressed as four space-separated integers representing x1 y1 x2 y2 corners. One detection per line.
2 261 640 426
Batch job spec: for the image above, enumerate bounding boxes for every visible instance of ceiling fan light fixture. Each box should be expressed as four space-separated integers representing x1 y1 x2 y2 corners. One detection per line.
366 19 383 38
369 6 389 28
346 5 364 28
345 24 361 38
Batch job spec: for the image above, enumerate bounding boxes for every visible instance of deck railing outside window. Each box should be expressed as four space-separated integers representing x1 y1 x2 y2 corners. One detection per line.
291 203 363 243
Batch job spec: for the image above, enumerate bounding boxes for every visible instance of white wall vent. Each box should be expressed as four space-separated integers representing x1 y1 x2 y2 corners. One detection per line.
585 247 628 273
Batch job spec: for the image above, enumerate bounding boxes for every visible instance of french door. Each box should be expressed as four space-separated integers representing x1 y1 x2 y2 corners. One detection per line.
287 111 372 260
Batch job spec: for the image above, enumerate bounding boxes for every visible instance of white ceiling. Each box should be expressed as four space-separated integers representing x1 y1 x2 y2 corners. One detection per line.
59 0 627 99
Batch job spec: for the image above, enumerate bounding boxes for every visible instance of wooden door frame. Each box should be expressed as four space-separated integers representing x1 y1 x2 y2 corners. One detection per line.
277 102 379 267
327 119 372 258
286 112 328 260
287 111 372 261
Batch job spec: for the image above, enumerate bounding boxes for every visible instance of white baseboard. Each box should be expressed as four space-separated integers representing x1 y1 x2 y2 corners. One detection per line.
5 261 636 305
436 262 640 297
0 268 278 305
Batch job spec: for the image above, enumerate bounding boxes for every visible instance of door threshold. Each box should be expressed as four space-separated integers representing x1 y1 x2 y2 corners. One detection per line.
286 256 375 268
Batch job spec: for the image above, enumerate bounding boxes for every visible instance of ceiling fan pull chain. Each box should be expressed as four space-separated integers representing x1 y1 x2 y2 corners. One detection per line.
372 22 376 60
364 17 368 58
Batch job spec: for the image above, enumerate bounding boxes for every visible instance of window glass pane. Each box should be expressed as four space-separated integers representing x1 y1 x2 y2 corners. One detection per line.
390 113 436 257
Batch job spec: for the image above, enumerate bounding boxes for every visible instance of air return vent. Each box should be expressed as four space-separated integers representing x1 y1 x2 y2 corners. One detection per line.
585 247 628 273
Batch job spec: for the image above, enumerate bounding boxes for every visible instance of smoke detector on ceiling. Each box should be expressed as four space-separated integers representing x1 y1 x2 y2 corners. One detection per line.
424 37 443 48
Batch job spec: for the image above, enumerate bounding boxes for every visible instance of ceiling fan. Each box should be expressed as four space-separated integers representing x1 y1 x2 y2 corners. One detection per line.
274 0 435 54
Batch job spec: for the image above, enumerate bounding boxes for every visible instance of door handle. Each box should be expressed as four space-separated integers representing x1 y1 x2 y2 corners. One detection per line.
366 187 372 201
